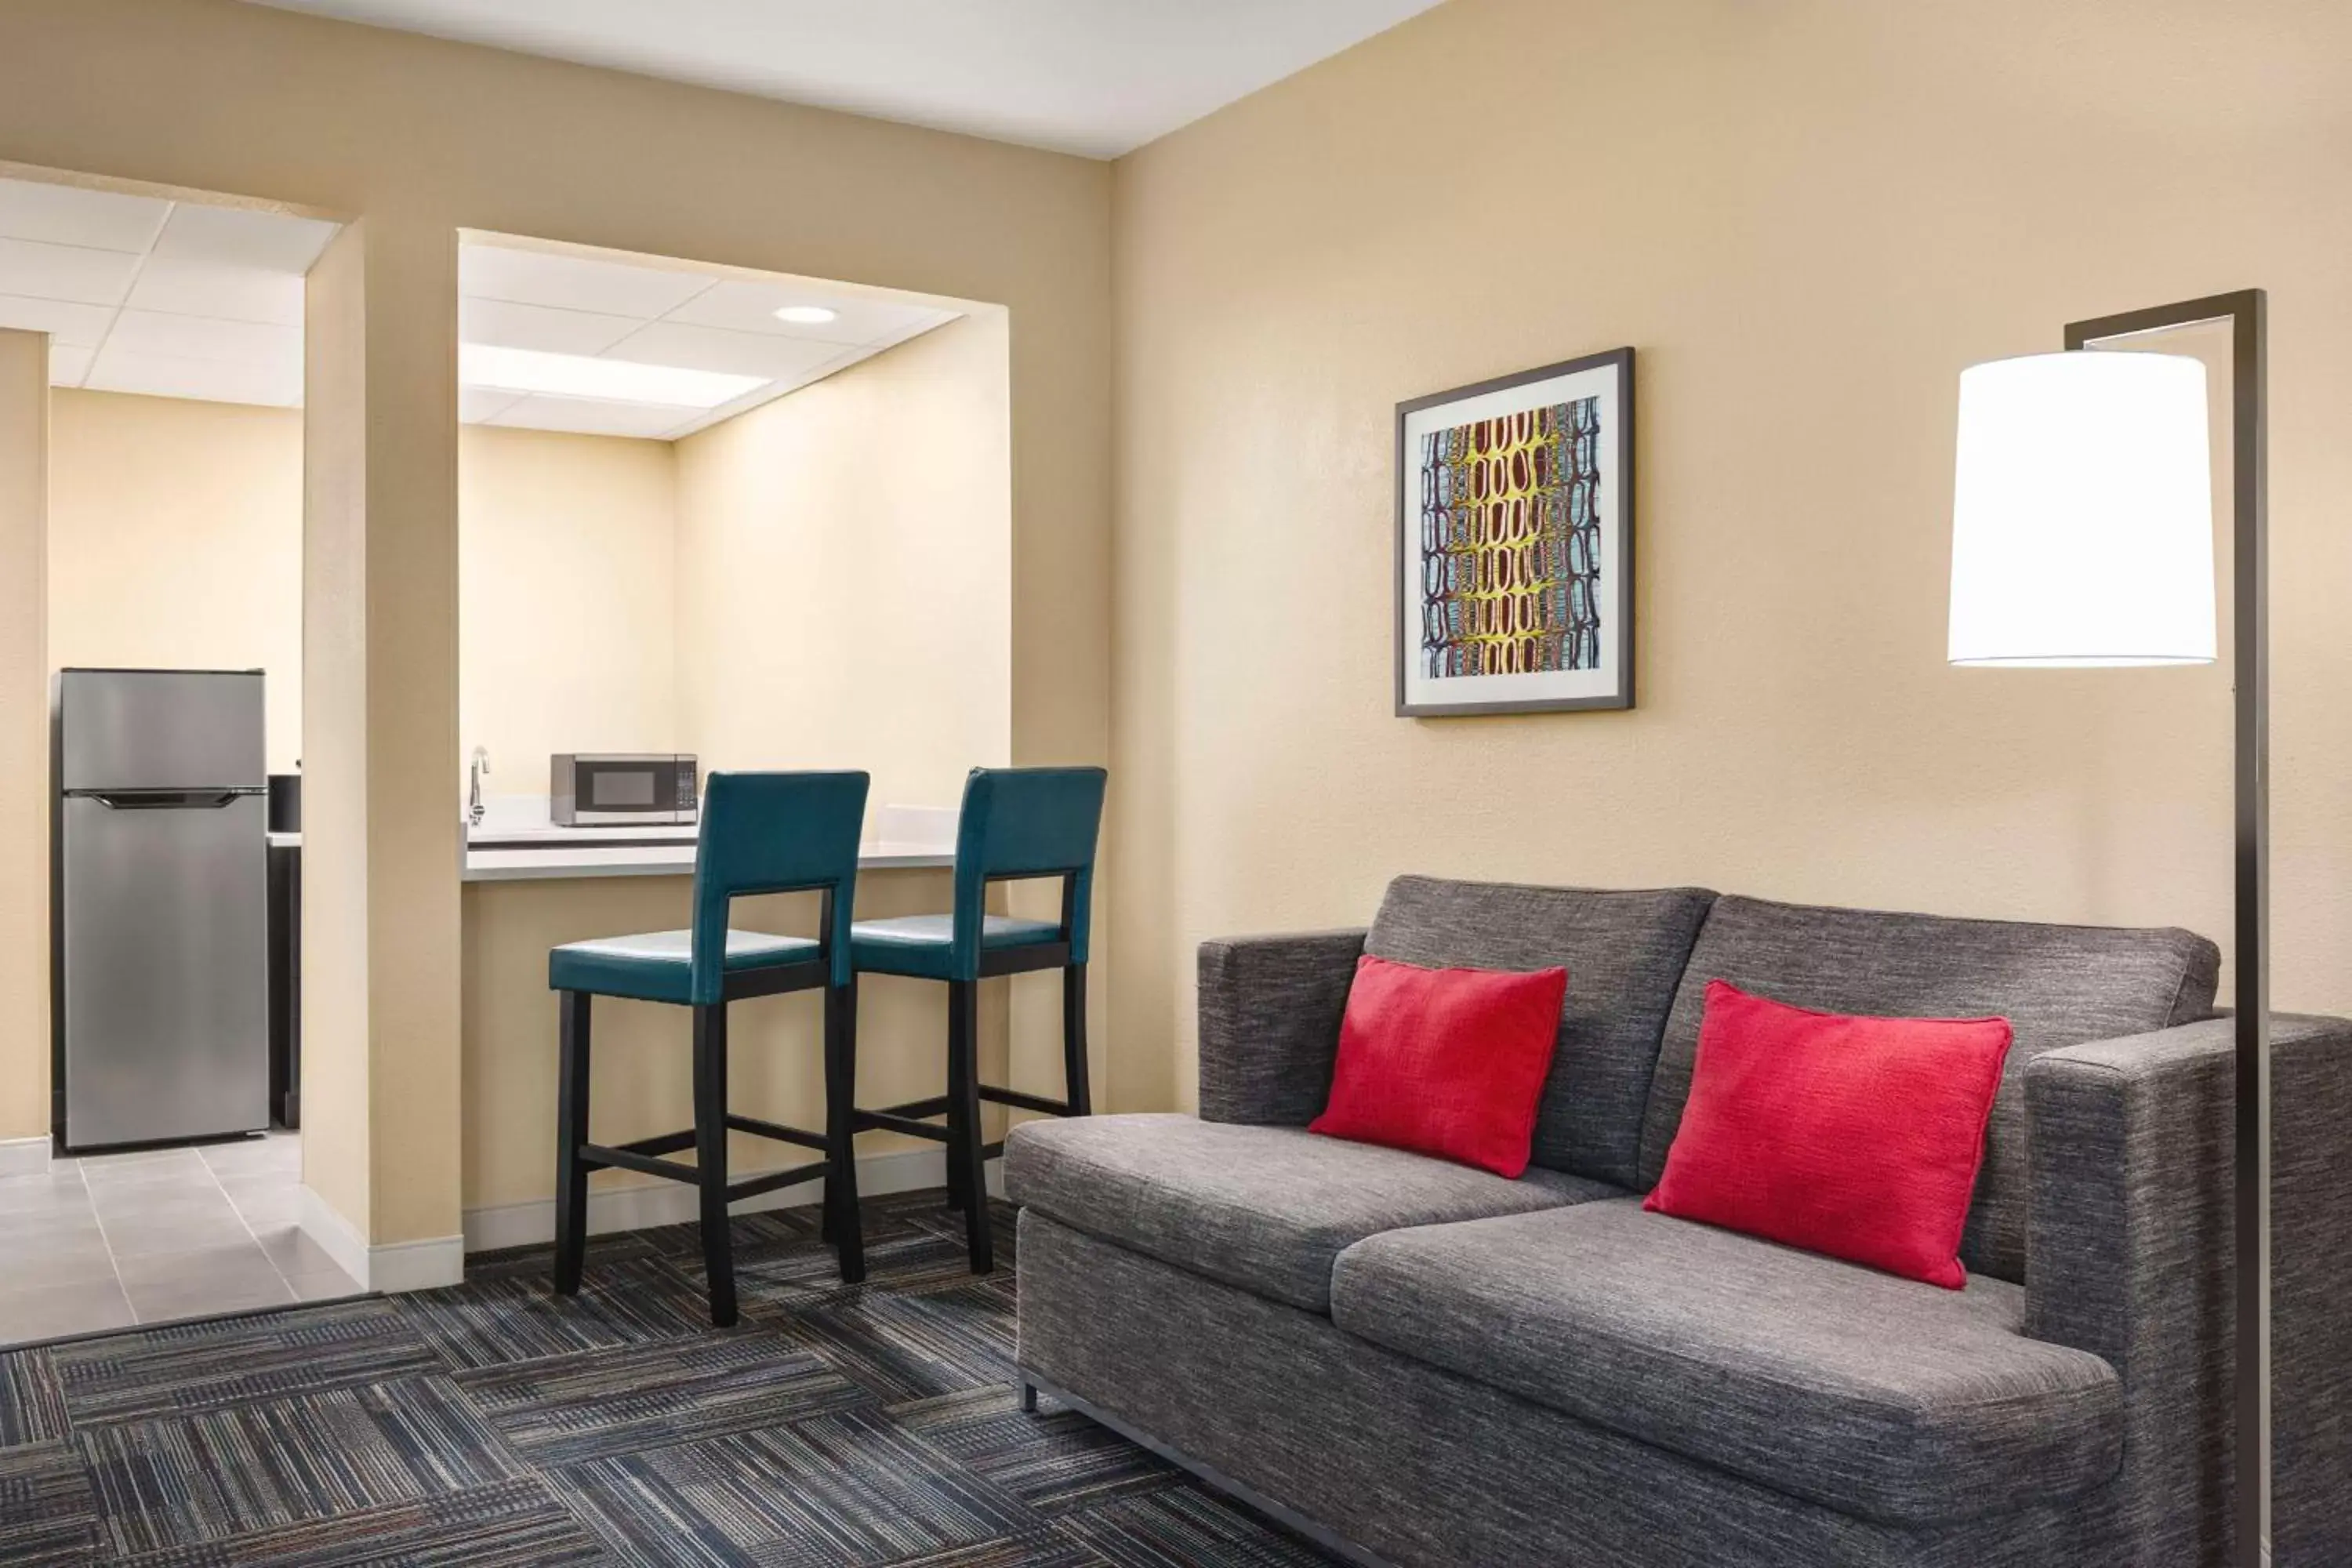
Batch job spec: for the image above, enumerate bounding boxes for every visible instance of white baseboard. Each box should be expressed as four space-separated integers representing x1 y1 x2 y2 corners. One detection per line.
0 1136 50 1179
297 1185 466 1294
460 1145 1002 1254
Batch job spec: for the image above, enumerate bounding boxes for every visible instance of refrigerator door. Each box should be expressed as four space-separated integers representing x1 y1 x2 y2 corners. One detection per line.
58 669 266 792
60 791 270 1148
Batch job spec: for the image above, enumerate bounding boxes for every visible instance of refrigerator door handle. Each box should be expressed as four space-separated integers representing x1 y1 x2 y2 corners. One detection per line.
85 790 248 811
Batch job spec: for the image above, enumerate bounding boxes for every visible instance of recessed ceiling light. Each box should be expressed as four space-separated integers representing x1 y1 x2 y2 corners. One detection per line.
773 305 839 325
459 343 767 408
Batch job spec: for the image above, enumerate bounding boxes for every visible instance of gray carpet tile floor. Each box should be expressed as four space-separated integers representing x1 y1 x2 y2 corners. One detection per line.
0 1190 1345 1566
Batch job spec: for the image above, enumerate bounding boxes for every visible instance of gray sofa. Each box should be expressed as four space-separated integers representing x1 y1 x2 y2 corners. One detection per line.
1003 876 2352 1568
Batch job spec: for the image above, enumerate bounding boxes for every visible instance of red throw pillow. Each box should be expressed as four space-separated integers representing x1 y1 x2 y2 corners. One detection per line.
1308 955 1567 1178
1645 980 2013 1289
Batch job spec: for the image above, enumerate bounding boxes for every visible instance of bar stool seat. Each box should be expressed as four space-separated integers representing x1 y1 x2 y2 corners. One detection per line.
851 914 1061 981
551 929 818 1004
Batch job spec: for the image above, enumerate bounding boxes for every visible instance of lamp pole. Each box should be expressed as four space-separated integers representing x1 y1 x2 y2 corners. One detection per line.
2063 289 2268 1566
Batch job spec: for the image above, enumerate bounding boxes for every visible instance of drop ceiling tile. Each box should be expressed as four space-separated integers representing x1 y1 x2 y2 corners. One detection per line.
126 256 307 326
85 344 302 407
0 293 114 347
47 344 93 388
461 245 710 319
0 237 142 306
664 281 953 346
110 310 303 368
0 178 170 253
460 296 640 355
459 387 525 424
601 320 844 381
488 394 691 440
151 203 339 274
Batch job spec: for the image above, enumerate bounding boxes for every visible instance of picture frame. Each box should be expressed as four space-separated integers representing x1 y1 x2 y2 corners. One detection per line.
1394 347 1635 716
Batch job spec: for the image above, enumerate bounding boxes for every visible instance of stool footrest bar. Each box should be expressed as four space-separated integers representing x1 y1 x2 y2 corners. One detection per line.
580 1143 701 1185
613 1129 699 1159
727 1163 829 1203
858 1109 952 1142
981 1139 1006 1161
877 1095 951 1120
977 1086 1072 1116
724 1112 829 1152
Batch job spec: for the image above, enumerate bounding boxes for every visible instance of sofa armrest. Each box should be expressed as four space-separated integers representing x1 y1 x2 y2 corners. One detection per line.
2026 1013 2352 1565
1196 929 1366 1126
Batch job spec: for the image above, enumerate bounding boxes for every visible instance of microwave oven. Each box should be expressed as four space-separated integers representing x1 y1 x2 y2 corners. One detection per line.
551 753 698 826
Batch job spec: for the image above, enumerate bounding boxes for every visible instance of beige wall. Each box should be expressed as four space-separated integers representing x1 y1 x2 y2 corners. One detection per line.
41 358 1028 1218
0 333 48 1145
676 311 1012 806
461 426 681 780
43 392 687 800
48 392 305 770
0 0 1109 1246
465 316 1021 1220
1110 0 2352 1110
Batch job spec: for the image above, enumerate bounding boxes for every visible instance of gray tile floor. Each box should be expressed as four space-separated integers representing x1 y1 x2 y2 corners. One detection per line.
0 1131 363 1347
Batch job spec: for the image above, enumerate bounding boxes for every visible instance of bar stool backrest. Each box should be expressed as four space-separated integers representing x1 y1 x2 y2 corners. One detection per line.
691 770 871 1000
949 765 1108 980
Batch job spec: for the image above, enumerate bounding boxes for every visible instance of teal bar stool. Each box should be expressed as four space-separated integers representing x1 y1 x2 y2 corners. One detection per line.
547 769 870 1327
850 764 1107 1274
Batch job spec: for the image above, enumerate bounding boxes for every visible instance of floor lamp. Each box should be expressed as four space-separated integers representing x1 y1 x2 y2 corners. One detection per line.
1947 289 2268 1566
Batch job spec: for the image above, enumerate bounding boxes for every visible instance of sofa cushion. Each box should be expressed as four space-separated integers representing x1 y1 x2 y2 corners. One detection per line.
1637 895 2219 1281
1330 1200 2124 1527
1003 1113 1617 1312
1647 980 2013 1288
1309 955 1568 1177
1366 876 1715 1188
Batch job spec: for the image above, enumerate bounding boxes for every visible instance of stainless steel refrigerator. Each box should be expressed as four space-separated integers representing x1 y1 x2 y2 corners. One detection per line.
53 668 270 1151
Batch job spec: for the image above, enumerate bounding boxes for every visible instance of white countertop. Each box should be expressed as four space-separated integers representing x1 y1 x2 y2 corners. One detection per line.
270 797 960 881
462 839 955 882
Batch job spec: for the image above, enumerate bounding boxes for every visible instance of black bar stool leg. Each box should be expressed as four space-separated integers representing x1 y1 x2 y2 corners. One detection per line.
1062 961 1092 1117
824 978 866 1283
693 1002 738 1327
947 978 994 1273
553 990 592 1296
943 985 971 1214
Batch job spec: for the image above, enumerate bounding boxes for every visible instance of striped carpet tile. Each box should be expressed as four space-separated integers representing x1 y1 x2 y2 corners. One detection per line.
390 1255 717 1372
550 1406 1039 1567
782 1279 1023 1404
0 1350 67 1448
887 1386 1176 1516
675 1227 1006 1322
456 1328 869 1465
1056 1488 1343 1567
49 1299 437 1428
0 1441 93 1566
0 1192 1346 1567
78 1375 524 1557
113 1479 606 1567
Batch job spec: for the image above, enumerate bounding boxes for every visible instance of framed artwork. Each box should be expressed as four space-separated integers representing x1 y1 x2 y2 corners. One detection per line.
1394 347 1635 716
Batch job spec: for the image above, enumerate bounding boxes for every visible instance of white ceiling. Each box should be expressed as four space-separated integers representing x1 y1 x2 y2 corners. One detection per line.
0 176 961 439
0 179 336 408
456 241 961 438
241 0 1446 158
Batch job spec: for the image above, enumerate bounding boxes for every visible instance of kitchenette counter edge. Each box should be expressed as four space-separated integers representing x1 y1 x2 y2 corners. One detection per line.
462 841 956 883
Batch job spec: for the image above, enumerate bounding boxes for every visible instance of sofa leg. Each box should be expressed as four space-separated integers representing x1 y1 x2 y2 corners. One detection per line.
1018 1376 1038 1414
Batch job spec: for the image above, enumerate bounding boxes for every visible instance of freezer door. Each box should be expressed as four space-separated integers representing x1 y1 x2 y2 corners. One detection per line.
60 792 270 1149
58 669 266 791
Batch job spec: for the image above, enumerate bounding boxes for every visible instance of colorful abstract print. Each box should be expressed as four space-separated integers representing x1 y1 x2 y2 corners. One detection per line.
1418 397 1602 679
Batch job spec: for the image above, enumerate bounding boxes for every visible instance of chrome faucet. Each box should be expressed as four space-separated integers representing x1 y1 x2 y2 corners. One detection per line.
468 746 491 827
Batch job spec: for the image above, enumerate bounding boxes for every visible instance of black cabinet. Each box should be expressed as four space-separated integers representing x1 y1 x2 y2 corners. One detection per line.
267 841 300 1129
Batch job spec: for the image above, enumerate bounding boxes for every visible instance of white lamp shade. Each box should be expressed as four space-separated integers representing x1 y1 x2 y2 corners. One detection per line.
1949 350 2216 666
